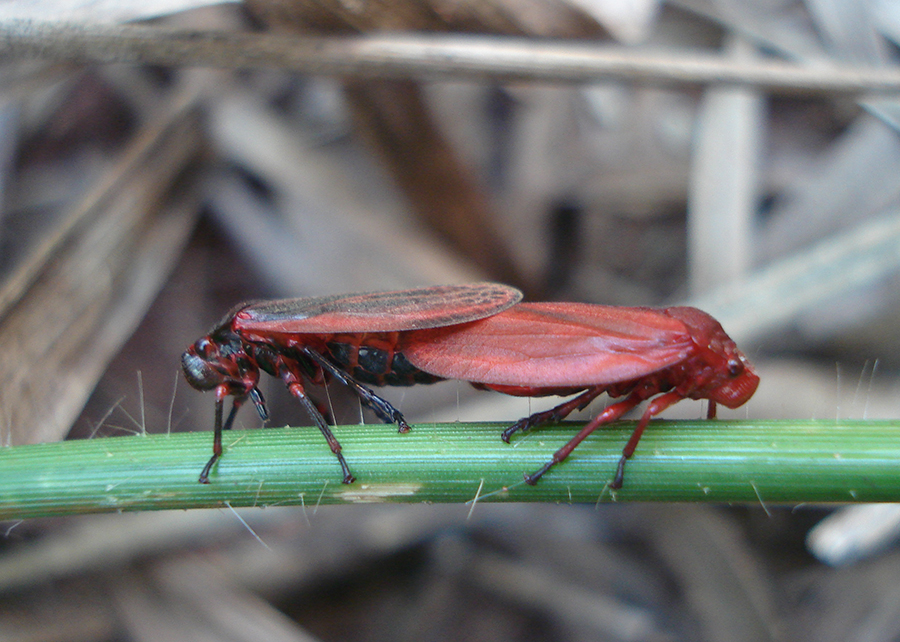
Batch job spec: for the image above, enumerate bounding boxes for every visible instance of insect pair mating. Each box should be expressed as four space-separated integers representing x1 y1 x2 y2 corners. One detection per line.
181 283 759 489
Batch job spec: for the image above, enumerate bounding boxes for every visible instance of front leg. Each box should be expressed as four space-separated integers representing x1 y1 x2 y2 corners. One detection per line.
523 391 645 486
199 389 248 484
522 389 686 488
611 390 684 489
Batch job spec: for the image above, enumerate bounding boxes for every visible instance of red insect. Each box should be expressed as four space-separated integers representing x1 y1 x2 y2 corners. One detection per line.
181 282 523 483
183 283 759 489
399 302 759 488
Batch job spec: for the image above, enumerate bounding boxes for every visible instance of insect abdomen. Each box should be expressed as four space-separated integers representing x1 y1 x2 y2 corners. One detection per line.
325 334 443 387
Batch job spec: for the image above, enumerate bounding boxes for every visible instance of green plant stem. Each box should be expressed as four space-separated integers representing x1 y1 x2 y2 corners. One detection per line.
0 419 897 519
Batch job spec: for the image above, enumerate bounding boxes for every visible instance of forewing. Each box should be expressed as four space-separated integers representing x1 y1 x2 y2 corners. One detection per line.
402 302 696 387
233 283 523 334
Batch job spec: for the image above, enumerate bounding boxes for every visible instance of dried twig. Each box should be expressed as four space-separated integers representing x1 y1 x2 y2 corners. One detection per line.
2 20 900 94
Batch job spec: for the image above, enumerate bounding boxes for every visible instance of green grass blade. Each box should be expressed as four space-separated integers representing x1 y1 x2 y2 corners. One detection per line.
0 419 897 519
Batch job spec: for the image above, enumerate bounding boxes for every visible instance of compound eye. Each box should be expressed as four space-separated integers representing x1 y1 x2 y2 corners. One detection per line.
196 337 216 359
727 358 743 377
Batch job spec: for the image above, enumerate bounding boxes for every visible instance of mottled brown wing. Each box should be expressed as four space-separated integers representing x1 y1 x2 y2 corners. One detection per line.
233 283 523 334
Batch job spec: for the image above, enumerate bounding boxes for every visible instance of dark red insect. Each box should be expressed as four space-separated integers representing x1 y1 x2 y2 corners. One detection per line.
181 282 523 483
183 283 759 489
399 302 759 488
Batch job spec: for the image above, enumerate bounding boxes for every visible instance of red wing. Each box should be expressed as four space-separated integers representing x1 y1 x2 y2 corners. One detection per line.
401 302 696 387
233 283 523 334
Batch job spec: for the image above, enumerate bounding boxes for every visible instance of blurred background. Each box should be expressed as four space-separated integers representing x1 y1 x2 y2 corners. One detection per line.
2 0 900 640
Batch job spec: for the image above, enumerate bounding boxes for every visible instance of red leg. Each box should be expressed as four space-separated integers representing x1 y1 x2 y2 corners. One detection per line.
611 391 683 489
524 389 687 488
501 387 604 443
524 393 642 485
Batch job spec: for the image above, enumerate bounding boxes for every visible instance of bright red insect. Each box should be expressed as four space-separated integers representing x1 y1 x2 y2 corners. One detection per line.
400 302 759 488
181 282 523 483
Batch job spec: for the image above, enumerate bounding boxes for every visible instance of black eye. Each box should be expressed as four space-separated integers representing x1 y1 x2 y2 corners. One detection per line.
727 359 743 377
197 338 215 358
